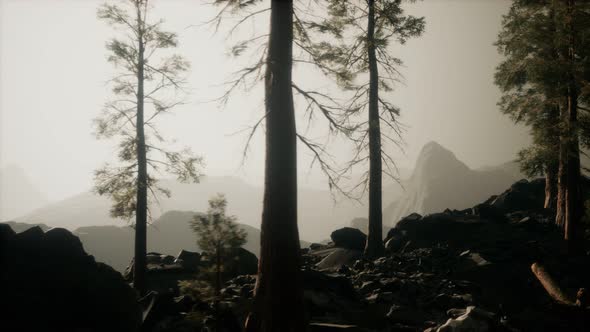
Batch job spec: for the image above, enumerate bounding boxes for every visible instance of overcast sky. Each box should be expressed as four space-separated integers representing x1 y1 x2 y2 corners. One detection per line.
0 0 529 202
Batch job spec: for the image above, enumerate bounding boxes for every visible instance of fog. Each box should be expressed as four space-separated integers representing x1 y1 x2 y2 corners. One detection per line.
0 0 528 204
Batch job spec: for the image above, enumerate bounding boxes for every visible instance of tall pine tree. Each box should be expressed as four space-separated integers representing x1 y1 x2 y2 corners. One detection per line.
308 0 425 258
96 0 202 295
496 0 590 248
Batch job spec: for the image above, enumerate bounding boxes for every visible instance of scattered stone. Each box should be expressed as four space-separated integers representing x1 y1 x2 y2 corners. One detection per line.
331 227 367 251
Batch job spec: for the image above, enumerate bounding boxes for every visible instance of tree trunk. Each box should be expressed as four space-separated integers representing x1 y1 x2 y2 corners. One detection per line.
134 5 148 296
364 0 385 259
556 101 567 228
215 244 222 332
564 0 582 251
545 163 558 210
244 0 306 331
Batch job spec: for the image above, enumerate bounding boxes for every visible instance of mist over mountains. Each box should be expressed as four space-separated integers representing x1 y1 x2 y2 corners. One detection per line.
5 141 525 243
0 165 48 221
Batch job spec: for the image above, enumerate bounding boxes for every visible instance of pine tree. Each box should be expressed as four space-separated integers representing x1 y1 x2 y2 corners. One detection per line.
95 0 203 295
496 0 590 248
308 0 425 258
190 194 247 329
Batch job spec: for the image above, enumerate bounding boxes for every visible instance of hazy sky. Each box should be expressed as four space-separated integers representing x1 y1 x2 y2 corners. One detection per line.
0 0 530 202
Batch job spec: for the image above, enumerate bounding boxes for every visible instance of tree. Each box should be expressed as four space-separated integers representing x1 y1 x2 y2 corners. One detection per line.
207 0 362 329
190 194 247 329
495 0 590 248
95 0 203 295
309 0 425 258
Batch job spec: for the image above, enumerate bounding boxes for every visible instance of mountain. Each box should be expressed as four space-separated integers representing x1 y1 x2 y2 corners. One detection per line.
15 176 362 242
383 142 524 226
0 165 48 221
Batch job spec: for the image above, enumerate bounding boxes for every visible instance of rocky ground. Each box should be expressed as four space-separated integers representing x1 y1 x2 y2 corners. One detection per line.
1 178 589 331
181 179 590 332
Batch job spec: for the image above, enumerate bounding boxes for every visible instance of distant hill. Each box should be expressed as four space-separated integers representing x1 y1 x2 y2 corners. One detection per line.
74 210 268 272
0 165 48 221
383 142 524 226
15 176 362 242
4 211 310 272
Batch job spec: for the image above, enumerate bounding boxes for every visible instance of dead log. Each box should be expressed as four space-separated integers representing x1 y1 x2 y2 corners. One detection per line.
531 262 576 306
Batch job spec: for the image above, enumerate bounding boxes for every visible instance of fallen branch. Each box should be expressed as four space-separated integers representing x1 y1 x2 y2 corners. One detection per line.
531 262 576 306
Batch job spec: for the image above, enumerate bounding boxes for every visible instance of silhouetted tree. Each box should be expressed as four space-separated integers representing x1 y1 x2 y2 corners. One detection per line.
95 0 202 295
207 1 364 330
190 194 247 330
308 0 425 258
496 0 590 248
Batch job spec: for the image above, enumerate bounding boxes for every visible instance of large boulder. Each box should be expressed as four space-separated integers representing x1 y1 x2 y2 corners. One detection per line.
490 179 545 213
0 226 141 331
226 247 258 278
331 227 367 251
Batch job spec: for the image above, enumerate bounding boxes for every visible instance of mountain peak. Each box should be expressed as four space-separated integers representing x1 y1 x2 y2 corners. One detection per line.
413 141 469 180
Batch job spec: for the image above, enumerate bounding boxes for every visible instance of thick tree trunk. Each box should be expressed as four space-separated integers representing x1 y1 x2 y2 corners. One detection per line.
364 0 385 259
564 0 582 251
134 6 148 296
244 0 306 331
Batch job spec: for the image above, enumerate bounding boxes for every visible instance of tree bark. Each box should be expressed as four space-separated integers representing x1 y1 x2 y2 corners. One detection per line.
564 0 582 251
364 0 385 259
556 106 567 228
244 0 306 331
133 3 148 296
545 162 558 210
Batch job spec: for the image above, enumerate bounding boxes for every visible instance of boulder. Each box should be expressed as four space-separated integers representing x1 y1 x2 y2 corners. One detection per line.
0 227 141 331
331 227 367 250
490 179 545 213
316 248 363 271
225 247 258 278
436 306 496 332
174 250 201 271
395 213 422 229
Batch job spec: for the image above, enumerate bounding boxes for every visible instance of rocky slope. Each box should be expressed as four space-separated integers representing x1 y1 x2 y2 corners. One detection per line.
179 179 590 332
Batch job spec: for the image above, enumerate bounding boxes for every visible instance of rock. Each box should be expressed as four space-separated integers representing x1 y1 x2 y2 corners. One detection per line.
174 250 200 271
471 203 507 222
395 213 422 229
0 227 141 331
226 247 258 277
387 304 429 325
437 306 496 332
310 323 362 331
331 227 367 250
160 254 175 265
310 242 327 250
384 232 407 252
316 248 363 271
490 179 545 213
